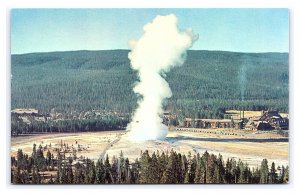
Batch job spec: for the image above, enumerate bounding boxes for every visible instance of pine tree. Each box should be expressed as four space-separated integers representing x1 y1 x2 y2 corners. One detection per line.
124 158 130 184
237 160 245 183
74 162 84 184
181 152 195 184
194 164 201 183
260 159 269 184
225 158 232 183
66 164 74 184
118 150 125 183
110 156 118 183
95 159 105 184
175 153 184 183
60 166 68 184
242 163 251 184
130 158 140 184
161 151 177 184
148 152 160 183
207 154 217 183
196 156 206 183
188 155 197 183
89 160 96 184
278 165 284 183
202 151 209 183
36 145 46 171
46 150 52 167
139 150 151 183
184 170 190 184
104 154 112 184
282 165 289 183
158 151 167 181
16 149 24 169
269 162 277 184
32 144 37 160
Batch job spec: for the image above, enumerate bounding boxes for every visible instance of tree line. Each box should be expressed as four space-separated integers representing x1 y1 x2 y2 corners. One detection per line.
11 145 289 184
11 114 129 136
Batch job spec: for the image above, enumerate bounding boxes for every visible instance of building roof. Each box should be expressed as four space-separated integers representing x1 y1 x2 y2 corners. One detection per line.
12 108 38 114
195 119 232 123
261 110 282 119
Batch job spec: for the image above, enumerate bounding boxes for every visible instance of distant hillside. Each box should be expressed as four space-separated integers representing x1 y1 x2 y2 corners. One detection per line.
11 50 289 118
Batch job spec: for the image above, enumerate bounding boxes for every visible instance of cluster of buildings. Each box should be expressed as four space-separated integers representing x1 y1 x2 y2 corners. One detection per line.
11 108 129 125
180 110 289 131
244 110 289 131
11 108 50 124
13 108 289 131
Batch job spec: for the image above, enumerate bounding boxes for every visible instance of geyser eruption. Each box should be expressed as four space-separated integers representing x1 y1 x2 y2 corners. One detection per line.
127 14 198 141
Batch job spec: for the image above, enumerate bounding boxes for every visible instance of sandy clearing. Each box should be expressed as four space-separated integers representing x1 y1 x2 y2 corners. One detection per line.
11 130 288 168
105 131 288 168
11 131 124 161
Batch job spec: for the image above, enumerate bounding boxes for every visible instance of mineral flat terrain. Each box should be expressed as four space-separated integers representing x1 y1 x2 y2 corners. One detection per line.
11 130 288 168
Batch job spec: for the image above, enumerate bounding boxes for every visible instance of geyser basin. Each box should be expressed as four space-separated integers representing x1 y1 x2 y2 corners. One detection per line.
126 14 198 141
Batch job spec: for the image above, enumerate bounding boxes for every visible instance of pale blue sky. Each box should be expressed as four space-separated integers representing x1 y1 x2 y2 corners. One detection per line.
11 9 289 54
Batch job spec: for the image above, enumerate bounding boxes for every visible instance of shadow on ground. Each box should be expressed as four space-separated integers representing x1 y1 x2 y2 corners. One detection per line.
165 136 288 143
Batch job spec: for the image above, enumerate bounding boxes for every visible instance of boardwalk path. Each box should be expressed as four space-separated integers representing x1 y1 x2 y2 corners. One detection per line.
99 134 123 160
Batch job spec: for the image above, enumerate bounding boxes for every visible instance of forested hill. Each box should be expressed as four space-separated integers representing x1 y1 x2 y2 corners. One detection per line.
11 50 288 118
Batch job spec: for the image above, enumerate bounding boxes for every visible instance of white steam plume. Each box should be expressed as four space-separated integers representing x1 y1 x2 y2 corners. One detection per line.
127 14 198 141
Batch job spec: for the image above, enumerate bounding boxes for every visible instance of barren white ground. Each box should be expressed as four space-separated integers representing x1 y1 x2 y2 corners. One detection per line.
11 130 288 168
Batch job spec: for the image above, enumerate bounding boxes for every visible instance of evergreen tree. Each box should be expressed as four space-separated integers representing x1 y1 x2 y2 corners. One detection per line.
104 154 112 184
36 144 46 171
46 150 52 167
139 150 151 183
188 155 197 183
213 154 225 183
252 167 260 184
260 159 269 184
95 159 105 184
269 162 277 184
175 153 184 183
74 162 84 184
66 164 74 184
158 151 168 181
207 154 217 183
130 158 140 184
60 166 68 184
16 149 24 169
124 157 130 184
161 151 177 184
118 150 126 183
281 165 289 183
110 156 118 183
148 152 160 183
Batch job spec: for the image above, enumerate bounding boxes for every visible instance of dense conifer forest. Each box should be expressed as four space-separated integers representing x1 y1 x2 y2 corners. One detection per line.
11 145 288 184
11 50 289 118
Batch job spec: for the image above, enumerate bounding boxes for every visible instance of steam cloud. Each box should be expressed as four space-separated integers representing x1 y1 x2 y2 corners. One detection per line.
239 55 248 101
127 14 198 141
